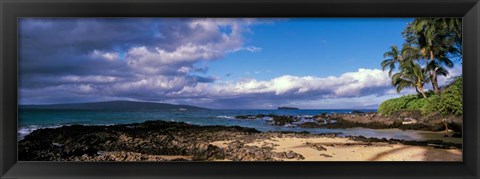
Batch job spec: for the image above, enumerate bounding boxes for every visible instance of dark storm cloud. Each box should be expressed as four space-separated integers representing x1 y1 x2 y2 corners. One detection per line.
19 18 254 104
19 18 154 87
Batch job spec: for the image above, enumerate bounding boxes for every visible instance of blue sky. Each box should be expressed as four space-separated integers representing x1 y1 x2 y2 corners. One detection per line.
207 18 413 81
18 18 462 109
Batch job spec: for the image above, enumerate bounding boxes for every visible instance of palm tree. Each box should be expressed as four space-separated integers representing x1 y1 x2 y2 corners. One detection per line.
382 42 426 74
381 45 402 77
434 64 449 79
401 43 422 63
411 18 458 95
411 18 440 94
442 18 462 54
382 18 460 98
391 60 430 98
427 61 450 87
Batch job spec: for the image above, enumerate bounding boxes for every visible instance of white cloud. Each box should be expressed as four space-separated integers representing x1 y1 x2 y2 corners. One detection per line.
241 46 262 53
112 76 193 93
77 84 95 93
91 50 120 61
61 75 119 83
174 68 392 99
123 19 255 77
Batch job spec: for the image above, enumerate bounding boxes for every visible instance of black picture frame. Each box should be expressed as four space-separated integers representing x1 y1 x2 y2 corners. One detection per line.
1 0 479 178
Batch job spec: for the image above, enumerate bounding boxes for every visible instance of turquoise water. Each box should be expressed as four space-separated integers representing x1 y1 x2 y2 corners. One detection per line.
19 108 453 142
18 109 371 137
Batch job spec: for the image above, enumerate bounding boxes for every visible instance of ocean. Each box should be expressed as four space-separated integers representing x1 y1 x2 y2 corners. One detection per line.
18 108 457 143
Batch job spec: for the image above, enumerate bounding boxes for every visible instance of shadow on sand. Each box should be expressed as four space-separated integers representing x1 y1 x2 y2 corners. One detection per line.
368 146 462 161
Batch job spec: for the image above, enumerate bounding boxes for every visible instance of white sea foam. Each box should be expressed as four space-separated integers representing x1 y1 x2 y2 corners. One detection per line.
17 125 63 140
216 115 235 119
18 123 116 140
262 117 273 121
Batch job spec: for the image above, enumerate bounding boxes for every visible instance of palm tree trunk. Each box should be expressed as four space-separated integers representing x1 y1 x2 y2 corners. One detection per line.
417 83 427 98
430 50 440 94
432 73 439 95
415 87 421 96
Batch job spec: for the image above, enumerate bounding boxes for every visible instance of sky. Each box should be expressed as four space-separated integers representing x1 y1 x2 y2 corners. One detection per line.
18 18 462 109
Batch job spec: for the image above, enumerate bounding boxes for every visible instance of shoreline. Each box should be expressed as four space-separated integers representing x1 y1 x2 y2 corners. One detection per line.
234 110 463 135
18 120 462 161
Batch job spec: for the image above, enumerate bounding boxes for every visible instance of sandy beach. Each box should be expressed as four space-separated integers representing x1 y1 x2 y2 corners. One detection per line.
211 136 462 161
18 120 462 162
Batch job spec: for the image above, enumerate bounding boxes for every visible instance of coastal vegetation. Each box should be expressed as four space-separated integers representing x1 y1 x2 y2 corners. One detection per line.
379 18 462 116
378 77 462 116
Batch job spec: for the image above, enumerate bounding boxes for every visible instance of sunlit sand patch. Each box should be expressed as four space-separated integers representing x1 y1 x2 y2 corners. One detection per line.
210 140 234 148
158 155 193 161
211 137 462 161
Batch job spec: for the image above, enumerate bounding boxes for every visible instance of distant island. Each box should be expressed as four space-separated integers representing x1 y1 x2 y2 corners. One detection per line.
278 106 299 110
20 100 208 110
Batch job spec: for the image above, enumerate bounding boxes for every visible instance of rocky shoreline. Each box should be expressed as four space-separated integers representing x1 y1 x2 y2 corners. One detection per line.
235 110 463 137
19 120 319 161
19 120 462 161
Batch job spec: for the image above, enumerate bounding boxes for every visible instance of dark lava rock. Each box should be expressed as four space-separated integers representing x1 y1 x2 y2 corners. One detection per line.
320 111 463 133
235 115 258 120
20 120 330 161
70 151 169 161
284 150 305 160
398 123 433 131
192 144 226 161
271 150 304 160
351 110 364 114
224 140 276 161
392 110 423 119
255 114 277 118
18 120 261 161
310 144 327 151
319 153 333 158
298 122 322 128
272 116 294 126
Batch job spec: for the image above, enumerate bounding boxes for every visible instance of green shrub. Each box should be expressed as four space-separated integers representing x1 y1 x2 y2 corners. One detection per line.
421 94 440 114
377 99 400 115
405 97 427 110
378 77 462 116
438 77 462 115
378 95 417 115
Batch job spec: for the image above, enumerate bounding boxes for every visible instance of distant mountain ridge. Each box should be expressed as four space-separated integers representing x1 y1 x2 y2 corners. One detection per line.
20 100 208 110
